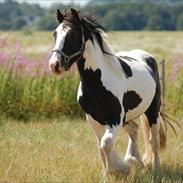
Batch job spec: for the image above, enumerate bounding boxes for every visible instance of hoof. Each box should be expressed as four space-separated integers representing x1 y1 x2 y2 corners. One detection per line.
106 161 131 176
143 153 160 169
125 156 143 167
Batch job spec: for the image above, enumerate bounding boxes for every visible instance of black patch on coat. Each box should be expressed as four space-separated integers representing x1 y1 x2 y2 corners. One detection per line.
144 57 159 81
123 91 142 113
117 58 132 78
144 57 161 126
122 91 142 123
77 59 121 128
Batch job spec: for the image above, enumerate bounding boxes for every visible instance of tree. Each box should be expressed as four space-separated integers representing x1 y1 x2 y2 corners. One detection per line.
176 13 183 30
0 0 182 30
34 14 57 30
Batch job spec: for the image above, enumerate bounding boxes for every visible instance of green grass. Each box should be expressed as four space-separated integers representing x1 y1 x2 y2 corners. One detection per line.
0 69 82 120
0 118 182 182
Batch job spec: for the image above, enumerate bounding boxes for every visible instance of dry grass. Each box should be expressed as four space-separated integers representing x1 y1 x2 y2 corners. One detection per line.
108 31 183 61
3 31 183 63
0 118 182 182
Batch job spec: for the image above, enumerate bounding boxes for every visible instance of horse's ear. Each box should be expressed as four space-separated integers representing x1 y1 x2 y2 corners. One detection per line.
56 9 64 23
70 8 79 19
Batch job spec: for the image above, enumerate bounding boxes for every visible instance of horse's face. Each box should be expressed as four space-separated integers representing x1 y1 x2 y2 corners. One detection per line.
49 9 84 75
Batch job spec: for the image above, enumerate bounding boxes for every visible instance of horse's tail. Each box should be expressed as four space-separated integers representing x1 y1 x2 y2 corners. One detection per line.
140 114 167 151
160 112 181 135
159 114 167 150
159 112 181 150
141 112 180 151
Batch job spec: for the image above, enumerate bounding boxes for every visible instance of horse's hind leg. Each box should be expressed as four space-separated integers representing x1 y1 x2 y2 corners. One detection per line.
124 121 143 166
141 115 151 166
141 114 161 168
86 115 107 170
141 56 163 168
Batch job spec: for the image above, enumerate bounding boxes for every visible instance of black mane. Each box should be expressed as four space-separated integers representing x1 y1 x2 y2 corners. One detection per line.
81 16 109 54
63 11 108 55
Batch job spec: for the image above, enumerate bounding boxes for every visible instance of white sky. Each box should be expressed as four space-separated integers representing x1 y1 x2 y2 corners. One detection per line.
16 0 89 7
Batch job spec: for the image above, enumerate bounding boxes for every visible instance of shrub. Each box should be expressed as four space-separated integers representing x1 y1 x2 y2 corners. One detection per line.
0 35 83 121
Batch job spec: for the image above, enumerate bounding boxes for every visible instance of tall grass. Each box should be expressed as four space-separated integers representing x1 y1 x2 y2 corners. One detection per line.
0 69 82 120
0 31 183 120
0 32 83 121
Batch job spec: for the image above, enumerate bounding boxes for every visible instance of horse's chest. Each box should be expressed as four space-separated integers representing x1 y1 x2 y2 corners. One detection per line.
77 69 122 127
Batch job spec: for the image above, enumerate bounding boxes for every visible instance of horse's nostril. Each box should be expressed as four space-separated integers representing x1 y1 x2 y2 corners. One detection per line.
55 61 60 73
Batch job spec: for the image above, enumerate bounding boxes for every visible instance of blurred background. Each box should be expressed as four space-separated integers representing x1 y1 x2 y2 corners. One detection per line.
1 0 183 31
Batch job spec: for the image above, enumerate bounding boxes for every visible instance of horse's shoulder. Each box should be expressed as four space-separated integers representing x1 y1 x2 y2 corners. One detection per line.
77 69 122 127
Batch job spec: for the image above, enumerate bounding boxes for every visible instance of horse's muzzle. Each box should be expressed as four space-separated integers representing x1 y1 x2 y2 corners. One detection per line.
49 60 65 75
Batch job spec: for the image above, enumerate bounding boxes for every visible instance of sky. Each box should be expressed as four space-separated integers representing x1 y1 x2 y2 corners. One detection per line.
16 0 89 7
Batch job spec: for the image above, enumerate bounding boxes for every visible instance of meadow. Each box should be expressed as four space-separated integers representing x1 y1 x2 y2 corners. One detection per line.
0 31 183 182
0 119 183 182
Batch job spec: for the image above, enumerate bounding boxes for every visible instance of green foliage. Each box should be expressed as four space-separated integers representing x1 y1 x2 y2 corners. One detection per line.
176 13 183 30
167 72 183 116
0 0 43 30
1 0 183 30
33 14 57 30
0 68 83 121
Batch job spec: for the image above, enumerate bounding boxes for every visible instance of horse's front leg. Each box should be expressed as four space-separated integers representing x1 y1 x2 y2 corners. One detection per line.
86 115 107 171
124 121 143 166
100 125 130 175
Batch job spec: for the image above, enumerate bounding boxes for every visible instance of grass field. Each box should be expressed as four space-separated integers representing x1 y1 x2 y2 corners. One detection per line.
0 31 183 182
0 118 182 182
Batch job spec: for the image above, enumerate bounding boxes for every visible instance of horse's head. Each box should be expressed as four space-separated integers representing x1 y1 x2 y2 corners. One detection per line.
49 9 85 75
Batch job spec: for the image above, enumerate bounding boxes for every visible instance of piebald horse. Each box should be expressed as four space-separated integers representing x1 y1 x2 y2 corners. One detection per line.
49 9 166 175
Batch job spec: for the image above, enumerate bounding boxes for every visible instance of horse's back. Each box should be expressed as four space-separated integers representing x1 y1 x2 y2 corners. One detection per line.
117 49 159 81
117 49 153 62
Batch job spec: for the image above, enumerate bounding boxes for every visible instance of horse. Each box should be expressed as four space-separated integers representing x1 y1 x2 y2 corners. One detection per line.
48 8 167 175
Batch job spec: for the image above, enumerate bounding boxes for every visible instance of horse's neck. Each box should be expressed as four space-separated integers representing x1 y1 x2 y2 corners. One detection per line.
78 38 120 74
77 37 123 93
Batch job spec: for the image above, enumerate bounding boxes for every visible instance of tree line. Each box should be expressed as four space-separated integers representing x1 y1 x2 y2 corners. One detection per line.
1 0 183 31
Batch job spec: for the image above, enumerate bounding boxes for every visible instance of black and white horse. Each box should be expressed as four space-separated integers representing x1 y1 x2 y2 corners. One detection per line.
49 9 167 175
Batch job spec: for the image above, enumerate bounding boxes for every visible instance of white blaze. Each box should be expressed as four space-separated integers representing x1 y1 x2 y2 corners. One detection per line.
49 23 70 71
